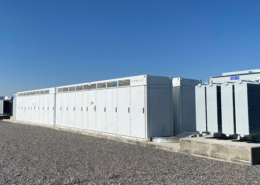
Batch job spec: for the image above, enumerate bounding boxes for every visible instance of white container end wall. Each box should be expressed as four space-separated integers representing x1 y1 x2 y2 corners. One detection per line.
16 88 56 125
55 75 173 141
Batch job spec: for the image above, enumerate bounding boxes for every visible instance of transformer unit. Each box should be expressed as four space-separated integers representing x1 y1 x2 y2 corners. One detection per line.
221 82 236 136
206 84 222 134
195 68 260 138
195 83 222 134
195 84 207 133
234 81 260 137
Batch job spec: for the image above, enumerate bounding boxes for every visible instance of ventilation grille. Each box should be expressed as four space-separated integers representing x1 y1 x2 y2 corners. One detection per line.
18 89 52 96
76 85 83 91
89 84 96 90
84 85 89 90
69 86 75 91
63 87 69 92
97 83 106 89
107 81 117 88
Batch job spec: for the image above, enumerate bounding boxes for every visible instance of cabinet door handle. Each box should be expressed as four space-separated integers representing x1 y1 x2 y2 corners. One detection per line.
94 106 96 112
142 108 144 113
115 107 117 112
104 107 106 112
128 107 130 113
81 107 83 111
86 107 88 111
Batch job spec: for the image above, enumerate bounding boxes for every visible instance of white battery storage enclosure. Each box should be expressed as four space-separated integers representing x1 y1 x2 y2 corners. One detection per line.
172 78 201 135
55 75 173 141
15 75 200 141
16 88 56 126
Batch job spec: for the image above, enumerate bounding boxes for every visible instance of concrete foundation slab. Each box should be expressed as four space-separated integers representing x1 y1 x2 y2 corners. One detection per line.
180 137 260 165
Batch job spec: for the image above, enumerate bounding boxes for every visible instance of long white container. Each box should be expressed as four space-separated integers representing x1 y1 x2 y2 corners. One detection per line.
16 88 56 126
55 75 173 141
15 75 200 141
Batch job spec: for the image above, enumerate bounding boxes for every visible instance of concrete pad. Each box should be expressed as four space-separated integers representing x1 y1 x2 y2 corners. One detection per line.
210 143 229 161
181 137 260 165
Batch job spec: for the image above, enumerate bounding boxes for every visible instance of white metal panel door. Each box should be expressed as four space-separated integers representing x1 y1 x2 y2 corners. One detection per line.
27 96 31 122
35 96 39 123
55 93 62 126
37 95 41 123
21 97 24 121
23 97 27 121
82 91 88 130
68 93 75 128
118 87 130 137
130 86 146 138
24 96 27 121
96 90 106 132
88 91 96 131
49 94 55 125
16 97 19 121
75 92 83 129
29 96 33 122
31 96 34 122
22 96 25 121
39 95 44 124
26 96 30 122
62 93 68 127
106 89 118 134
44 95 49 124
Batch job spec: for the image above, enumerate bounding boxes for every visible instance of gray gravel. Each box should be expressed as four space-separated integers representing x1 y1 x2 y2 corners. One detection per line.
0 121 260 184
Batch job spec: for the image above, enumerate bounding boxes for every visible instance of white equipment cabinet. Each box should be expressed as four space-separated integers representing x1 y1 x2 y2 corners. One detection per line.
16 88 56 126
56 75 173 141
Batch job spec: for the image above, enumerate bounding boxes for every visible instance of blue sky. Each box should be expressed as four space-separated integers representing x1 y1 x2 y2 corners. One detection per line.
0 0 260 95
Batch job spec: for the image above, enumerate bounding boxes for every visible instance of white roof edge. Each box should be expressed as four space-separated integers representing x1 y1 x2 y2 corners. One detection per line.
222 69 260 76
56 75 151 88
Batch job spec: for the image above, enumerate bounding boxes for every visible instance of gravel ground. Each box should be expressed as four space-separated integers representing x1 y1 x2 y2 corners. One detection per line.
0 121 260 184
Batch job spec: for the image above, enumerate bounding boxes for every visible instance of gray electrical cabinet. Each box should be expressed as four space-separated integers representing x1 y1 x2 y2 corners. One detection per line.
235 82 260 137
206 84 222 134
195 84 207 133
221 82 236 136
